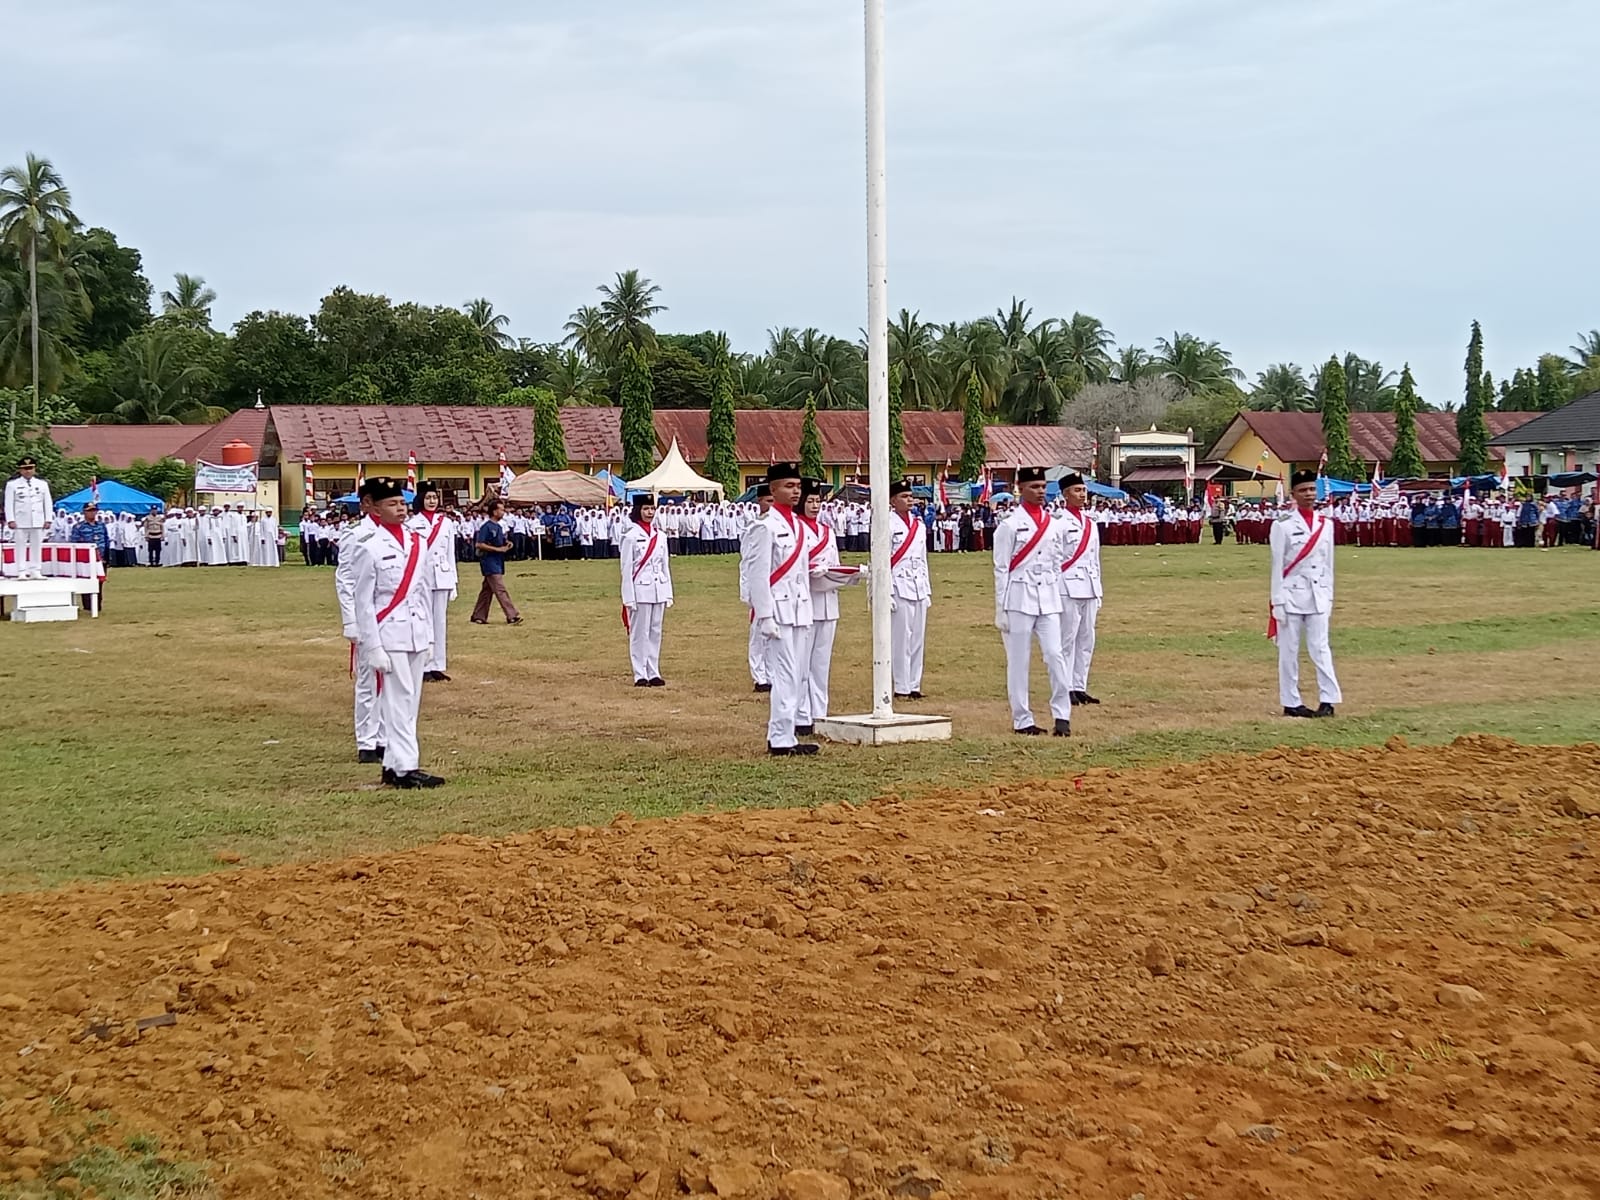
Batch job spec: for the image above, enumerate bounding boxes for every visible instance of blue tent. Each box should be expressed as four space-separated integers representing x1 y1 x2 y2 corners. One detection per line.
1086 481 1127 500
332 489 415 508
594 469 628 499
57 480 164 514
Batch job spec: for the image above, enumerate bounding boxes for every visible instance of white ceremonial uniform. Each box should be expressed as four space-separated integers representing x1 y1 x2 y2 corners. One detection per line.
1056 505 1103 694
745 505 813 748
4 473 53 577
1269 508 1342 709
335 517 388 754
620 519 673 682
349 522 434 775
887 510 932 694
796 517 856 726
738 520 771 686
993 504 1072 731
406 511 459 673
223 508 248 564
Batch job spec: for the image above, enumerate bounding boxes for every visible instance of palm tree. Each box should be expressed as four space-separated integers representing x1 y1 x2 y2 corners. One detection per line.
991 297 1033 353
561 304 610 364
160 273 217 327
775 329 864 409
541 348 602 406
1114 345 1151 384
1061 312 1115 385
1250 363 1312 412
888 308 943 410
935 320 1009 413
1338 354 1398 411
109 328 212 423
0 153 78 435
597 268 665 354
1567 330 1600 371
0 256 76 407
1151 332 1244 394
736 355 778 407
1004 321 1080 425
464 298 513 352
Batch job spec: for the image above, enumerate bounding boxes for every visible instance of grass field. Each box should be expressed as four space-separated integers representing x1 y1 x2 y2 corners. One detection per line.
1 542 1595 889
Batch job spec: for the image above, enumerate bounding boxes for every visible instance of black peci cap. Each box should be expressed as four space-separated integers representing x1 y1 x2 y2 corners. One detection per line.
1016 466 1047 484
361 476 404 501
1290 469 1318 488
766 461 801 483
889 478 912 497
1060 473 1085 488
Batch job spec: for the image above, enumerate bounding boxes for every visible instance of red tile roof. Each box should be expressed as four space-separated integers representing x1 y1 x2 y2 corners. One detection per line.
983 424 1094 470
174 407 272 465
48 424 195 469
268 406 536 464
1227 411 1541 466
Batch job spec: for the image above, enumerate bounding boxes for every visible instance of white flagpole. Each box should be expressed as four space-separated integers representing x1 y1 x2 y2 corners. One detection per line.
864 0 893 720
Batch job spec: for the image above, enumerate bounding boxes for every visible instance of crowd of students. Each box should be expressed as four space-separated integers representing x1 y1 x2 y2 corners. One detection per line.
1224 492 1597 549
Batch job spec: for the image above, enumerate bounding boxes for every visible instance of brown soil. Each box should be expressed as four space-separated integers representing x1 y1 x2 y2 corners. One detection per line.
3 736 1600 1200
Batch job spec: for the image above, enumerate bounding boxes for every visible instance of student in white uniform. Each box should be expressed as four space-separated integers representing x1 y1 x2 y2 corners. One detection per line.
744 463 816 756
347 476 443 788
620 493 673 687
1270 469 1342 718
739 484 775 693
993 466 1073 736
405 481 459 683
335 486 389 765
4 456 53 578
886 478 932 699
795 477 859 734
1055 472 1104 707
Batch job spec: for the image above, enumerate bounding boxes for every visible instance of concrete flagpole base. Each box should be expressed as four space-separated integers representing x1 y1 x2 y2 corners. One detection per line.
815 713 952 746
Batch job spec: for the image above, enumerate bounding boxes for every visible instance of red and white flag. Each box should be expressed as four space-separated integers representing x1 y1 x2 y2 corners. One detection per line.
89 475 100 506
406 451 417 493
356 463 366 490
303 457 314 509
1274 476 1285 504
498 448 514 495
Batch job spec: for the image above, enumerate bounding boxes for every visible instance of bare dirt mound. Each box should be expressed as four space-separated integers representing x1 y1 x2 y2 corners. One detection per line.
3 736 1600 1200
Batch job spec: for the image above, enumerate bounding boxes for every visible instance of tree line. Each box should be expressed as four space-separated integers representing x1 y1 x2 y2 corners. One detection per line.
3 152 1597 491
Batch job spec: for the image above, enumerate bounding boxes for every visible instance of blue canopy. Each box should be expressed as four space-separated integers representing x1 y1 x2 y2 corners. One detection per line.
57 480 164 514
332 489 415 507
594 469 628 499
1086 481 1127 500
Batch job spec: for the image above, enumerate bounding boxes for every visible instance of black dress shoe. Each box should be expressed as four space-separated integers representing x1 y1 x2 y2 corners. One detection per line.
392 769 446 789
422 670 442 683
1053 718 1072 737
649 677 666 687
358 748 383 764
1078 691 1101 705
382 767 399 785
753 683 772 693
435 671 451 682
795 724 815 737
1015 725 1046 736
634 679 650 687
909 690 924 700
767 743 820 756
894 692 912 700
1283 705 1317 718
1314 702 1336 718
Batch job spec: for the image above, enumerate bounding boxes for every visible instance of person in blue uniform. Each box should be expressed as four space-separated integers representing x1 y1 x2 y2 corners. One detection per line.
69 502 110 610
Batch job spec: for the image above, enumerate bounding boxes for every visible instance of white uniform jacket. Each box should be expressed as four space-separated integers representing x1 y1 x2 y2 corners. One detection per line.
620 521 673 607
1056 507 1103 600
1269 510 1335 615
802 518 849 622
993 505 1065 616
745 506 813 627
335 517 385 639
4 477 53 527
887 512 932 603
350 524 434 653
407 512 459 596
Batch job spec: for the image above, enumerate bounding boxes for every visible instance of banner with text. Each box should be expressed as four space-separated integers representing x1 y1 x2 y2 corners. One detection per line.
194 460 259 493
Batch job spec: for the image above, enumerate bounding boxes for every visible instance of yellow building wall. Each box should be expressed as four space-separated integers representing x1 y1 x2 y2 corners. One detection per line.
1222 431 1295 498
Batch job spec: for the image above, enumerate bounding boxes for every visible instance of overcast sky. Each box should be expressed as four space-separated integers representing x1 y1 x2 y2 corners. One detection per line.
15 0 1598 405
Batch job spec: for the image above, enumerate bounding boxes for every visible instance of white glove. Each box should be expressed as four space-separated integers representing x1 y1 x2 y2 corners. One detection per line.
758 617 780 640
361 645 393 675
665 597 673 608
1271 604 1286 625
624 603 637 618
994 610 1010 635
889 594 898 614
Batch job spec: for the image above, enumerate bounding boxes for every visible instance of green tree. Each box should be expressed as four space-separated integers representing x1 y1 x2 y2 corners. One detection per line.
561 304 610 365
1151 332 1244 394
107 325 225 424
649 343 713 409
799 392 824 479
541 348 602 407
1250 363 1312 412
888 308 943 411
464 298 513 353
1536 353 1574 410
1316 355 1357 480
703 355 740 493
1060 312 1115 385
1502 367 1538 411
116 456 193 502
620 344 656 478
1456 323 1489 475
959 372 986 481
598 269 665 355
773 329 864 409
159 272 216 328
1567 356 1600 401
1567 330 1600 371
888 362 907 479
67 227 151 352
0 253 77 425
0 154 79 435
991 297 1032 353
935 320 1008 413
222 310 325 407
1388 364 1425 478
529 386 567 471
1004 320 1079 425
1113 345 1151 384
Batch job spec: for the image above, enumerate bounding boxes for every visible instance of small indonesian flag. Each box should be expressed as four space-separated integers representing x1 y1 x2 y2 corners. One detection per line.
356 463 366 489
406 451 417 493
303 457 314 508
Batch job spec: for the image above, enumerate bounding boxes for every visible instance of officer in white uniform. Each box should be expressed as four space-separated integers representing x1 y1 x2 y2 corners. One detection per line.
993 467 1072 736
335 486 388 764
348 476 443 788
1055 472 1104 707
620 492 673 687
1270 469 1342 718
4 456 53 578
796 478 859 734
745 463 816 756
886 479 932 699
405 480 459 683
739 484 774 692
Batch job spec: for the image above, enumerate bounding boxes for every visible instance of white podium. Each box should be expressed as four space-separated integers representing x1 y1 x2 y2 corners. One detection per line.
0 577 98 621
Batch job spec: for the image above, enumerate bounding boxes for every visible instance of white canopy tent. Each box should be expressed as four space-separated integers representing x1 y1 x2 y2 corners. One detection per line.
628 437 725 497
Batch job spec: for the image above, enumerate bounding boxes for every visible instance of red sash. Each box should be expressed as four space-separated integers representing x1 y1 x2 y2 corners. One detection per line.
422 513 447 550
803 520 828 562
631 531 659 580
888 513 917 570
1266 515 1327 639
769 511 804 586
1007 509 1050 572
375 530 422 624
1058 510 1095 573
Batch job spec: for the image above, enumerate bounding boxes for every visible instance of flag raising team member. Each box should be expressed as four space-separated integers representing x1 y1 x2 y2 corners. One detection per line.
620 492 673 687
1269 469 1342 718
886 478 932 699
795 477 860 735
335 484 388 764
738 483 774 692
406 481 459 683
993 467 1073 736
348 476 443 788
1056 472 1104 706
744 463 816 756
